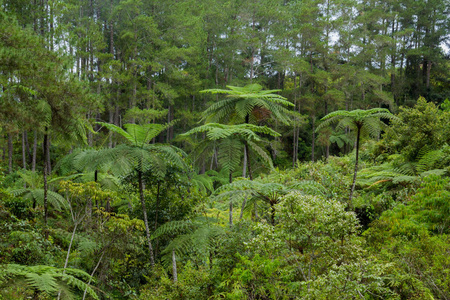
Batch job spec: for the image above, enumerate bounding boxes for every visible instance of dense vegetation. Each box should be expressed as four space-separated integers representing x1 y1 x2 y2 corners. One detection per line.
1 0 449 299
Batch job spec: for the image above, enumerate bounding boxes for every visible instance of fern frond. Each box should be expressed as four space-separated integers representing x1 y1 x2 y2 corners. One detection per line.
151 220 194 240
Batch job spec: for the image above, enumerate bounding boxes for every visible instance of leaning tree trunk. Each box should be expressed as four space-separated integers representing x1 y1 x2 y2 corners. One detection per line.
348 126 361 208
138 170 155 266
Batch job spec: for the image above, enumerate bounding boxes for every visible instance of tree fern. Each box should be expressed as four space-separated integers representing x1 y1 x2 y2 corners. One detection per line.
11 188 68 211
95 122 189 266
201 84 294 125
213 178 328 224
316 108 399 207
1 264 98 299
152 218 224 268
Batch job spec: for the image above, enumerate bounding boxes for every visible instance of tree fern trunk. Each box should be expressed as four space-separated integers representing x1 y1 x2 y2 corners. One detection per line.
32 131 37 172
8 133 13 174
244 142 253 180
154 182 160 231
139 170 155 266
239 196 247 221
22 131 27 171
46 135 51 175
242 146 247 178
311 116 315 162
43 132 48 226
244 114 253 180
348 127 361 208
172 249 178 282
229 200 233 227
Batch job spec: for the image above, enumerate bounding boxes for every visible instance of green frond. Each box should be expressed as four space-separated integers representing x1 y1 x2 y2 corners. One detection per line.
96 122 133 144
181 123 280 141
189 173 215 193
77 239 99 256
200 84 291 124
247 140 274 170
218 138 242 173
124 123 169 147
159 224 224 267
151 220 194 240
417 148 445 173
11 188 68 211
2 264 98 299
289 180 328 196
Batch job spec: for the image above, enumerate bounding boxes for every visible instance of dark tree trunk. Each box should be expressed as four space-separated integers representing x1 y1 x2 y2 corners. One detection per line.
311 116 315 162
25 130 31 163
32 131 37 172
154 182 160 231
244 114 253 180
270 202 275 225
43 131 49 226
22 132 27 172
46 135 51 174
348 126 361 208
8 133 13 173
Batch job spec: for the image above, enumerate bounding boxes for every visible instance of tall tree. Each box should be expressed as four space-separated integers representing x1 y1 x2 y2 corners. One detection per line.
201 84 293 178
317 108 398 206
95 122 187 266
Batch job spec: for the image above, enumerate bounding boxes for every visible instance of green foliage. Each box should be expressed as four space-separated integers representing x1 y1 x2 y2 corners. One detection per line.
152 217 224 267
381 97 450 161
317 108 399 139
139 262 210 300
0 264 98 299
201 84 294 125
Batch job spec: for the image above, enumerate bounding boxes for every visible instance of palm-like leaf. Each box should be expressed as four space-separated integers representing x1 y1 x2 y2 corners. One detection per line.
317 108 399 206
1 264 98 299
201 84 294 125
151 218 224 267
11 188 68 211
213 178 328 223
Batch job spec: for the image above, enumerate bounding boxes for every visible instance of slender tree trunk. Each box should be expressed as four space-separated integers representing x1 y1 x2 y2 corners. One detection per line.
108 109 114 148
172 250 178 282
138 170 155 266
58 220 83 300
154 182 160 231
63 222 79 271
229 170 233 226
82 251 104 300
239 196 247 221
245 142 253 180
348 127 361 208
43 131 49 226
87 111 93 146
311 116 315 162
229 200 233 227
426 61 431 89
32 131 37 172
46 135 51 174
22 132 27 187
242 145 247 178
244 115 253 180
293 75 297 167
8 133 13 174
